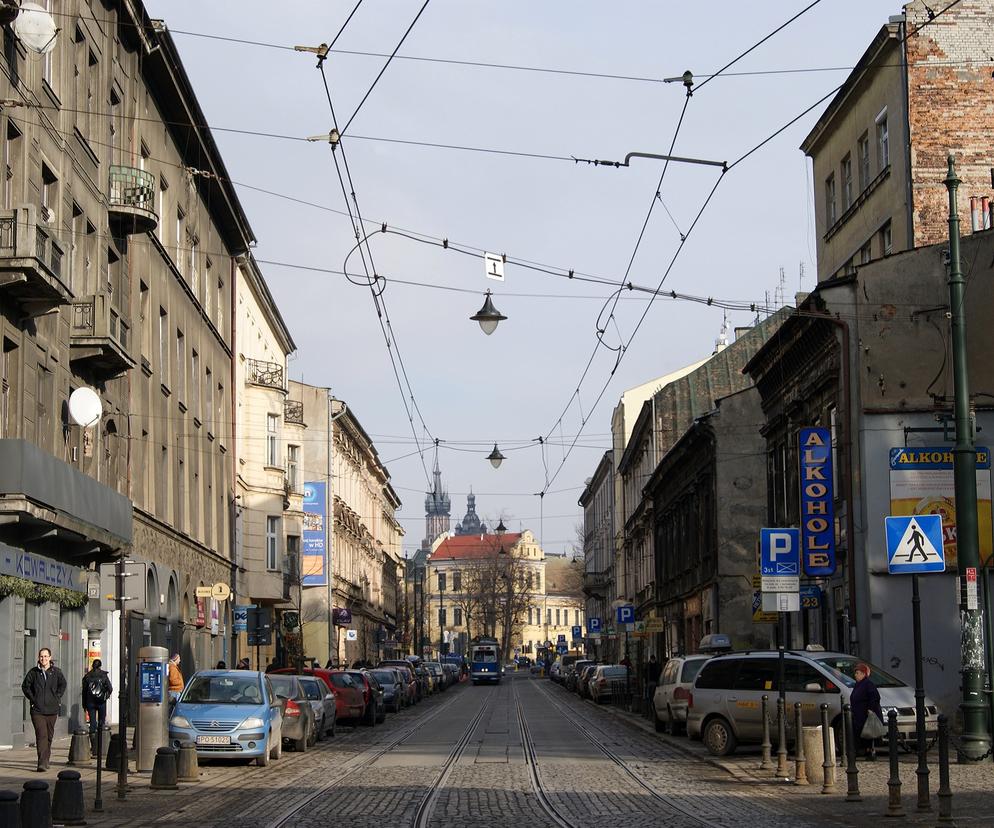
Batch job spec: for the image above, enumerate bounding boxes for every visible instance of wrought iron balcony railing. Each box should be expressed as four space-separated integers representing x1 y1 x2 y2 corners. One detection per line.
69 293 135 376
284 399 304 425
246 358 284 390
0 205 70 316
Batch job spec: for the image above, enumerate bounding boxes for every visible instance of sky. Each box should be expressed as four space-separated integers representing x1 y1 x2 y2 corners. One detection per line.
144 0 903 557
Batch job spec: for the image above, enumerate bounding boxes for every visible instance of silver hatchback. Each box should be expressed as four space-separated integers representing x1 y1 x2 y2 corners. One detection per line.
686 650 939 756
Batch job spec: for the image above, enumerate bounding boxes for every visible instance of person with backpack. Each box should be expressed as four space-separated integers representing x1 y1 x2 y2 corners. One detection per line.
82 659 113 736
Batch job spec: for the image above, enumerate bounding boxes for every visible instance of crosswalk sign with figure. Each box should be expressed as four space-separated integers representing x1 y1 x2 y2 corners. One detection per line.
885 514 945 574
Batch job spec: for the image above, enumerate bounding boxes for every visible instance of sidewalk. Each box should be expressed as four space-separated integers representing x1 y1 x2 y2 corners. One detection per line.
594 697 994 826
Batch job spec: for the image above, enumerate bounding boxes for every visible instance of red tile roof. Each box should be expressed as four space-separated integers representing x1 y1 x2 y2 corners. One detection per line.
429 532 522 561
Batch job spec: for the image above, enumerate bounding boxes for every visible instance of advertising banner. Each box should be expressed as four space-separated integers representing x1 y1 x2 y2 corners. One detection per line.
888 446 992 568
302 481 327 586
139 661 163 704
799 427 836 576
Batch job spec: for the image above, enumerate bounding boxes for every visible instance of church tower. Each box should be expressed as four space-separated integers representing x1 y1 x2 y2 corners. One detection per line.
422 456 451 550
453 490 488 536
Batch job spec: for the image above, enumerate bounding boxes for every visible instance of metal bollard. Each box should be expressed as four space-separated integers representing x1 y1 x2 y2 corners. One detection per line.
150 746 179 791
843 704 861 802
820 703 834 794
104 732 126 772
176 740 200 782
936 715 953 824
776 697 789 777
760 695 772 770
19 780 50 828
885 709 904 818
794 702 808 785
51 769 85 826
66 730 91 766
0 790 17 828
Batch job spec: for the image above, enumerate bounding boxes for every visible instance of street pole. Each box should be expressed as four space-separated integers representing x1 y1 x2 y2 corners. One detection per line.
911 574 929 809
944 155 991 761
115 555 128 800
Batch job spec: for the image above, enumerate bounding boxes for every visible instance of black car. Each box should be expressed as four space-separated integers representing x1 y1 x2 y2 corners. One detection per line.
266 674 317 752
370 668 404 713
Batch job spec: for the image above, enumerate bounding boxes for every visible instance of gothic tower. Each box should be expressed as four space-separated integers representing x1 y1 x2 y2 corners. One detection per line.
422 456 451 551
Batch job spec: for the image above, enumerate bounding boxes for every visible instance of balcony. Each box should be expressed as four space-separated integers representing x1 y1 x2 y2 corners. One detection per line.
0 205 70 317
284 399 304 425
246 358 284 391
108 165 158 235
70 293 136 377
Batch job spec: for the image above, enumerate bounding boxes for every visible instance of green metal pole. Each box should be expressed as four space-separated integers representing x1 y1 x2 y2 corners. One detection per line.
944 155 991 761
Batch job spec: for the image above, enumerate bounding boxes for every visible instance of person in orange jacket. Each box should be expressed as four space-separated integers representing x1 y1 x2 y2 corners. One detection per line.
167 653 184 702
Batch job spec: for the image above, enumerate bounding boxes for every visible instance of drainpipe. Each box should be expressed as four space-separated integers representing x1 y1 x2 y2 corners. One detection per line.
899 17 915 248
229 255 239 664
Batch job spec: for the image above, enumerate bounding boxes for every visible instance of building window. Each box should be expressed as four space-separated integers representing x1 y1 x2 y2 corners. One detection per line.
190 350 199 419
437 572 446 592
205 367 213 434
876 109 889 169
266 413 279 466
452 571 461 592
453 607 462 627
188 233 199 297
286 534 300 577
555 608 561 626
266 516 279 571
40 0 56 89
4 119 23 209
157 176 167 240
880 220 893 256
438 607 447 628
840 154 852 211
859 241 872 265
40 163 57 224
527 607 533 625
287 444 300 491
825 173 836 227
828 406 839 490
547 608 551 625
857 132 870 192
175 208 184 265
158 308 168 382
204 257 212 318
1 338 14 437
575 609 580 626
175 329 185 401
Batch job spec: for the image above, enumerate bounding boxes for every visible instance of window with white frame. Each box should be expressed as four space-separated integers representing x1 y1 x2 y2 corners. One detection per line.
825 173 837 227
287 444 300 491
876 109 889 169
266 413 279 466
158 308 168 382
880 220 893 256
841 154 853 212
266 516 280 570
857 132 870 191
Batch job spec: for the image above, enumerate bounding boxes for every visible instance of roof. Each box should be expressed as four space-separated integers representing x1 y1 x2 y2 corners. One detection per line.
429 532 523 562
545 556 583 596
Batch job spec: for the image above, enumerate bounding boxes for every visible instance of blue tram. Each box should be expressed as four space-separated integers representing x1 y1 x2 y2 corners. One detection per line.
469 637 501 684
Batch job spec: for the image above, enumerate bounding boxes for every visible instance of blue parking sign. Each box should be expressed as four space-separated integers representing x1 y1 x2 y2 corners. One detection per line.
587 617 602 633
760 528 800 591
616 605 635 624
571 625 582 641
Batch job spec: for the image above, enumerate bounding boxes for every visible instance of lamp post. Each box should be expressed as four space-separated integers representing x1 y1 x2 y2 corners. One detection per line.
944 156 991 761
439 574 445 660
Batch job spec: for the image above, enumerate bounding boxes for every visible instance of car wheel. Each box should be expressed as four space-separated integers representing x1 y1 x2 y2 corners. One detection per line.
364 704 376 727
703 717 737 757
295 727 309 753
666 705 677 736
377 708 386 723
654 708 666 733
315 717 324 742
308 721 318 746
257 736 271 767
329 716 336 738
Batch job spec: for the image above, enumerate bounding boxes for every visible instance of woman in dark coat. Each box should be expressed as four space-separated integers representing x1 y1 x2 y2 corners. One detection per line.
850 662 883 759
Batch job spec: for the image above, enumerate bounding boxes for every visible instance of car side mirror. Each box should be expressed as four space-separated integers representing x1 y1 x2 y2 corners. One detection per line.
804 682 823 693
325 693 335 701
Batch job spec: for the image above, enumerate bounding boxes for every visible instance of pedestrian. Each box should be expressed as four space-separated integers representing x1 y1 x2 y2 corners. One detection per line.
82 659 113 737
850 662 884 760
21 648 67 772
215 660 227 669
645 654 662 705
167 653 184 702
236 657 251 670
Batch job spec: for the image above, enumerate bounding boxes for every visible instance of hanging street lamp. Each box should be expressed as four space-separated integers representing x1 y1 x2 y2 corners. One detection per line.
487 444 505 469
471 290 507 335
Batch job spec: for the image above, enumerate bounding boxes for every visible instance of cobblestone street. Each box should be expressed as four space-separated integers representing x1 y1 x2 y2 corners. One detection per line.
3 674 991 827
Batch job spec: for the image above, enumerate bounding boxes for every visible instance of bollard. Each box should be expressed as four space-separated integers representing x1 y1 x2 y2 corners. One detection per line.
793 702 808 785
0 790 17 828
820 704 835 794
776 697 789 777
149 746 179 791
760 695 772 770
104 732 126 772
936 715 953 824
885 709 904 818
19 780 50 828
51 769 85 826
89 729 110 764
176 741 199 783
843 703 861 802
66 730 91 766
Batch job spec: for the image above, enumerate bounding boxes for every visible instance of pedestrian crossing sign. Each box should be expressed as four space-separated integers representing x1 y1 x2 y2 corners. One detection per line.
885 514 945 574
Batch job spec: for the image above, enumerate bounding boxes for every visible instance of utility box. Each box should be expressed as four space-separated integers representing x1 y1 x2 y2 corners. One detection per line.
137 646 169 771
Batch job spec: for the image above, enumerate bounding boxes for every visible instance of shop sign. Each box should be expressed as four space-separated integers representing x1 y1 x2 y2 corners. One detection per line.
799 427 836 576
195 597 206 628
0 545 85 592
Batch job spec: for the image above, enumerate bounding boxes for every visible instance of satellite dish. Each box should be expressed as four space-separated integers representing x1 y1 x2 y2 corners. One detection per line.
13 3 59 56
68 387 102 428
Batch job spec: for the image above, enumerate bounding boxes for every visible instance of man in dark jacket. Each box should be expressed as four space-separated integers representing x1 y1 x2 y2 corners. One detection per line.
21 648 67 771
82 659 113 736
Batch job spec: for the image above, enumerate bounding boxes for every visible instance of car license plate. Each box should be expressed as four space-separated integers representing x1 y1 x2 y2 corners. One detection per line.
195 735 230 745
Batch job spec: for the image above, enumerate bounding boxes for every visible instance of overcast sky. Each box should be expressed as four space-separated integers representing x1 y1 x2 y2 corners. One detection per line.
145 0 902 557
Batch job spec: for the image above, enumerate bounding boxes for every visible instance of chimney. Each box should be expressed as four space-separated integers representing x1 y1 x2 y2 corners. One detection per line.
970 196 981 232
982 197 991 230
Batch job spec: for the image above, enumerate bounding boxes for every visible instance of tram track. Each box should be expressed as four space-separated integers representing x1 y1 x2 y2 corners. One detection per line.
526 678 733 828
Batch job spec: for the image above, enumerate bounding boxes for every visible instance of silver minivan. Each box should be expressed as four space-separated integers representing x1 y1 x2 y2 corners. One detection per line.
686 650 939 756
652 655 710 734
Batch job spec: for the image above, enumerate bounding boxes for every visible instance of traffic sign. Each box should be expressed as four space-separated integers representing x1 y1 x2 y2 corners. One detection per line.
644 618 664 633
760 528 800 592
557 633 567 643
571 625 582 641
556 644 568 654
616 605 635 624
484 252 505 281
752 591 777 623
885 515 945 573
346 629 358 641
587 617 602 633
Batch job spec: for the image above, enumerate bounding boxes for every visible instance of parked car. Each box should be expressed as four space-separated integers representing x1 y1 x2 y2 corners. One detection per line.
271 667 365 722
686 650 940 756
588 665 629 703
441 662 458 687
565 659 595 692
266 674 317 752
550 654 580 684
347 670 385 725
424 662 446 691
652 655 710 734
379 661 418 705
169 670 283 766
414 664 433 697
576 663 599 699
516 656 532 668
370 668 405 713
297 674 337 739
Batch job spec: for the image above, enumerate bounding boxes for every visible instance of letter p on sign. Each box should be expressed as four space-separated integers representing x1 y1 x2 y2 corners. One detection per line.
769 532 793 559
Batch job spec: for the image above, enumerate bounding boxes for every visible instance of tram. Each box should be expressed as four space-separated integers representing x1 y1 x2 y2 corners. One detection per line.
469 636 501 684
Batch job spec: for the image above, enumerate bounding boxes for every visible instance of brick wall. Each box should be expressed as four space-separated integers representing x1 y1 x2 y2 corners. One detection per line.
905 0 994 246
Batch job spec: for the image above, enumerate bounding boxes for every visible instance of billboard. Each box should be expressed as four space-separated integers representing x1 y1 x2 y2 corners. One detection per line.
888 446 992 569
302 481 327 586
798 427 836 576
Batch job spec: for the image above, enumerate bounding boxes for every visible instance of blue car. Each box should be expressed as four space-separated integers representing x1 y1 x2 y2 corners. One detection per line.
168 670 284 766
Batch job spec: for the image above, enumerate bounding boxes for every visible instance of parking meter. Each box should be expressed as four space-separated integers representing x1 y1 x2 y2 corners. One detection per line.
137 646 169 771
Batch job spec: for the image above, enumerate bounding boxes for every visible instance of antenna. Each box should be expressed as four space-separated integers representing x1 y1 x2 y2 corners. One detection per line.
13 3 59 55
68 387 102 428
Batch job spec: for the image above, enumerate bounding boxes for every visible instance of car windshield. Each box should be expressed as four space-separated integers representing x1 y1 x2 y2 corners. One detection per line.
371 671 396 685
474 649 497 663
680 659 706 683
182 675 263 705
268 676 298 698
602 667 627 678
815 656 906 688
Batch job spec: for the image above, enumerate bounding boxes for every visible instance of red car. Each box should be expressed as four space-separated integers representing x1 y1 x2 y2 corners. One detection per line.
346 670 385 725
271 668 365 723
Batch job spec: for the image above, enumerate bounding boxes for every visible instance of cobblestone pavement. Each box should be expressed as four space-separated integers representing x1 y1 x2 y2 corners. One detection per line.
2 674 992 826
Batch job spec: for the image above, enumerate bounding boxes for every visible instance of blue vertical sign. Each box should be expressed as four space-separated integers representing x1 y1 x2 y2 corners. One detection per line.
799 427 836 576
140 661 163 704
302 481 327 586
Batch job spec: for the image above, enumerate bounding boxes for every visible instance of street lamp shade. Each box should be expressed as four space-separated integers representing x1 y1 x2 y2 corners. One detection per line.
471 290 507 335
487 443 505 469
495 519 507 535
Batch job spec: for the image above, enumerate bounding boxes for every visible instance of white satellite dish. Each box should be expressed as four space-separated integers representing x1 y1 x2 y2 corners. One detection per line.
13 2 59 56
68 387 102 428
